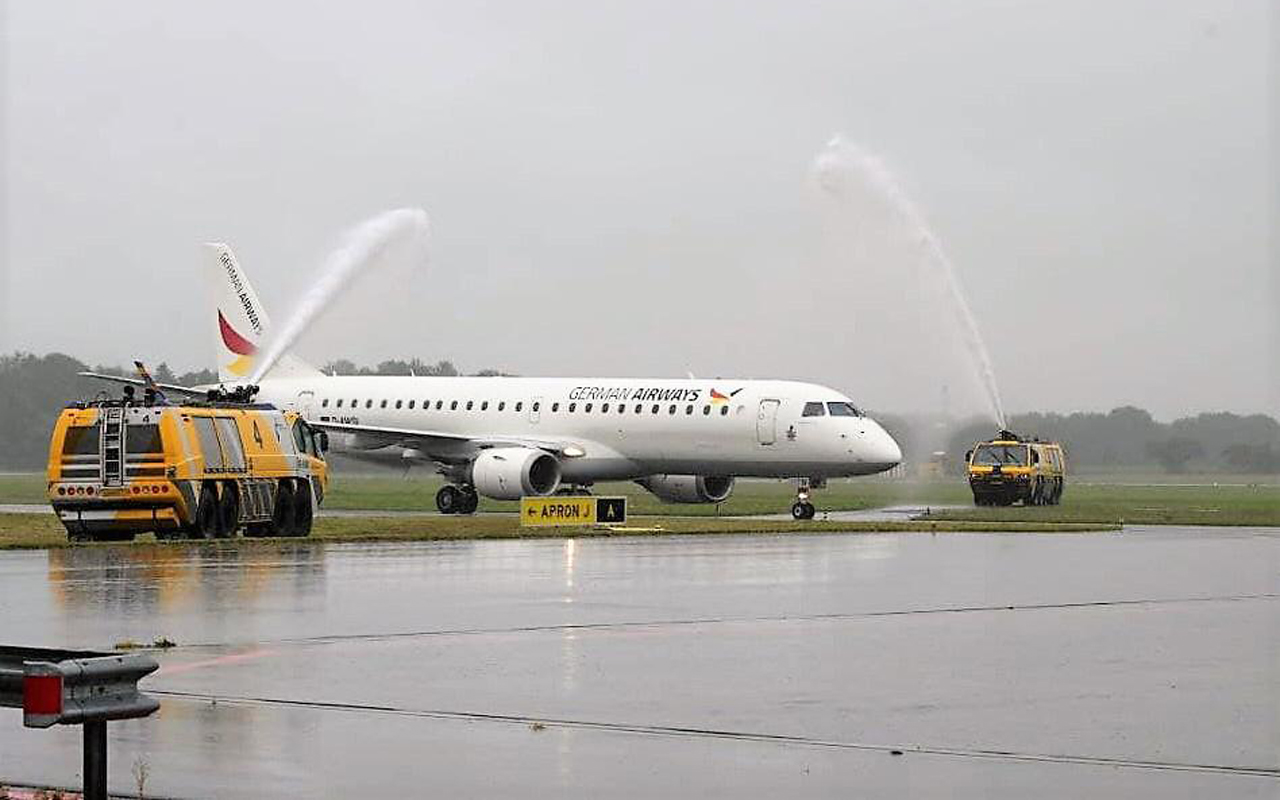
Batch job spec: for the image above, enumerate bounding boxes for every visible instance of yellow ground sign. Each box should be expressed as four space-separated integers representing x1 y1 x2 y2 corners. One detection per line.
520 496 627 527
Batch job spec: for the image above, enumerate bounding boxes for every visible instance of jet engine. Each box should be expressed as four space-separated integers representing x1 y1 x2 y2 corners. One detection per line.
470 447 562 500
636 475 735 504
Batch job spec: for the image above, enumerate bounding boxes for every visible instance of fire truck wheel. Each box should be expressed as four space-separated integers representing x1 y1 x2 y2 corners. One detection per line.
191 484 220 539
292 481 314 536
217 483 240 537
271 481 297 537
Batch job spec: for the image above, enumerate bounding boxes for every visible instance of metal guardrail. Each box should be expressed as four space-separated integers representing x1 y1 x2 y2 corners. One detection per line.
0 646 160 800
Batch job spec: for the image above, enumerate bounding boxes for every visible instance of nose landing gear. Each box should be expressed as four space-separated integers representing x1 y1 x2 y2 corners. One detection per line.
436 484 479 515
790 477 820 520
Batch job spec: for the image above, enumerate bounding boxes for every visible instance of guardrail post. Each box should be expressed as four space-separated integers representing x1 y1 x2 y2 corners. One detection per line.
84 719 107 800
2 647 159 799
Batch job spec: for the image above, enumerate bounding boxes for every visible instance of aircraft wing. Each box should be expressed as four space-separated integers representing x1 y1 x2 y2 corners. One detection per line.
78 371 209 397
308 419 584 459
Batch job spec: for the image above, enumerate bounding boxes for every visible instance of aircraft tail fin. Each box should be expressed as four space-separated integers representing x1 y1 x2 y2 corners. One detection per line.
205 243 321 382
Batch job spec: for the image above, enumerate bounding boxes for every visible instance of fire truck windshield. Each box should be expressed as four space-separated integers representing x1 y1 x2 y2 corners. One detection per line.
973 444 1028 466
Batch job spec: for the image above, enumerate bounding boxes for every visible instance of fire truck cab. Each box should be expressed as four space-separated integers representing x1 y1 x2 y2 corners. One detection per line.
47 388 328 542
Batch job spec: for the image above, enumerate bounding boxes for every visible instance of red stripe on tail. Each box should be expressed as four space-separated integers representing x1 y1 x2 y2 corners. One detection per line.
219 311 258 356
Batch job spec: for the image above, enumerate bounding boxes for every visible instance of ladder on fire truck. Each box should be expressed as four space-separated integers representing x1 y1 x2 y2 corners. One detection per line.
100 406 124 486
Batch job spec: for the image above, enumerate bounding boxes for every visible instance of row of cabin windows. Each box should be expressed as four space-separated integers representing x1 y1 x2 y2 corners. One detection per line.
320 397 734 417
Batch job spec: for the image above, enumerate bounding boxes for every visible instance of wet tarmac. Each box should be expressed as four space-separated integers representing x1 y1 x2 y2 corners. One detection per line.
0 526 1277 798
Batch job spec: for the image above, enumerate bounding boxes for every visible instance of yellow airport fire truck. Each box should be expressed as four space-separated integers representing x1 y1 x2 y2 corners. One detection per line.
47 385 328 542
965 430 1066 506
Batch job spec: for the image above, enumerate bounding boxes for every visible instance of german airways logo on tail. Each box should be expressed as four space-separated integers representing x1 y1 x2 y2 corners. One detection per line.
207 243 270 382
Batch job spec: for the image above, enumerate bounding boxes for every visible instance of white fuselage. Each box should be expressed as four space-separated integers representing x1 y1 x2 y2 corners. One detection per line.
255 376 902 482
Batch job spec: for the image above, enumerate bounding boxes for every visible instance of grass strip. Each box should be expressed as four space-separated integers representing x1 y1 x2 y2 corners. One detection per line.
0 512 1116 551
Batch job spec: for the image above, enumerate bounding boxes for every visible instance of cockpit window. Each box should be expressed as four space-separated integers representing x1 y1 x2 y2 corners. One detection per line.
827 402 862 417
972 444 1028 466
802 402 826 417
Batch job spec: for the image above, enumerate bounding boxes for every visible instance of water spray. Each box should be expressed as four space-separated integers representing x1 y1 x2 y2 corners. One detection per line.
812 136 1007 429
250 208 431 383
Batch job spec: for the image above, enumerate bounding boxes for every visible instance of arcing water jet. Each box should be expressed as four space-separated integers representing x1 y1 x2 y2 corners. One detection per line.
813 136 1007 429
250 208 431 383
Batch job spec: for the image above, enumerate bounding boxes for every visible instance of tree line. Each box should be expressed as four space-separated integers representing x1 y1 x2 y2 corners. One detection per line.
2 352 1277 473
878 405 1280 475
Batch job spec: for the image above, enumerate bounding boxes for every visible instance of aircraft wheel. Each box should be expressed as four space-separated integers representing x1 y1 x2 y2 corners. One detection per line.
436 485 461 514
458 488 479 515
791 501 816 520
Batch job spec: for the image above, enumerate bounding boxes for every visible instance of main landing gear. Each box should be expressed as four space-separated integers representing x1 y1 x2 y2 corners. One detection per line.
436 484 479 515
790 477 821 521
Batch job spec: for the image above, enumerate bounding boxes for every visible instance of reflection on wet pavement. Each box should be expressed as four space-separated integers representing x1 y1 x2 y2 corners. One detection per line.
0 528 1277 798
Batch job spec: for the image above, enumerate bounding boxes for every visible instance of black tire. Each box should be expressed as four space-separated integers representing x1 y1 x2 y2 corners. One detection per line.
293 480 314 536
791 501 816 520
217 483 240 538
457 489 479 515
270 480 297 537
436 485 460 514
190 484 220 539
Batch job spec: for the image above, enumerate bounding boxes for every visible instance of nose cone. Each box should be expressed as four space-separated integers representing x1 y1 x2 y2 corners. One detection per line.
874 423 903 467
861 421 902 474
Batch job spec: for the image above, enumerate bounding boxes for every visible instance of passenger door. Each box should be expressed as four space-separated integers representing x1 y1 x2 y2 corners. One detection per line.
295 390 317 421
756 399 780 445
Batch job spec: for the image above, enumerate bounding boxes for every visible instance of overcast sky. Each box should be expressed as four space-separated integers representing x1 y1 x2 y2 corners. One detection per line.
2 0 1275 421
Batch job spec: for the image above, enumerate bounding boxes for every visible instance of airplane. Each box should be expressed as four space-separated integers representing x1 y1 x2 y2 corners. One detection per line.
90 244 903 520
